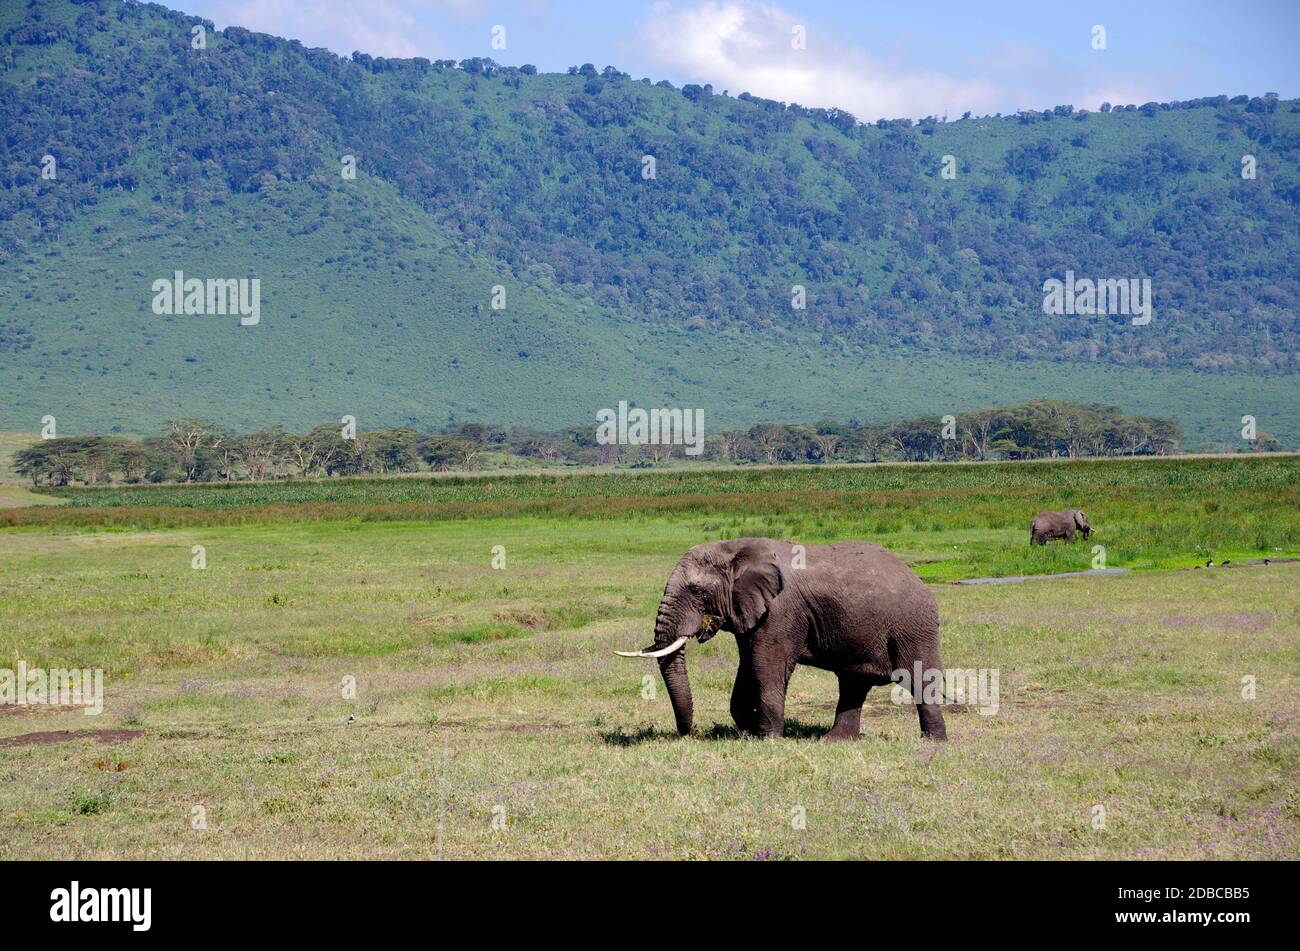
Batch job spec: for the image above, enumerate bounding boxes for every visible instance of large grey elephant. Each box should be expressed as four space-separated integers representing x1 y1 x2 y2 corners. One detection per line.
1030 509 1091 545
616 538 947 741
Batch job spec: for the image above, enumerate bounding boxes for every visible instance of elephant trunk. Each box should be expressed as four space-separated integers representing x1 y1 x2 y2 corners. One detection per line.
659 650 693 736
653 592 698 736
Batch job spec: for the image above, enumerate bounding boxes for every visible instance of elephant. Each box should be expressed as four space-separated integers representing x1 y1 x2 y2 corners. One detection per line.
615 538 946 741
1029 509 1091 545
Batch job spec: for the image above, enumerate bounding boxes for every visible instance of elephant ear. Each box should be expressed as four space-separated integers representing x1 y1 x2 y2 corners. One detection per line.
1074 510 1088 529
728 543 783 633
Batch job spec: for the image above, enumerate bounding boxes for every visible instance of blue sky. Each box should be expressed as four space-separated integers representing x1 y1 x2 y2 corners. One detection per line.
182 1 1300 120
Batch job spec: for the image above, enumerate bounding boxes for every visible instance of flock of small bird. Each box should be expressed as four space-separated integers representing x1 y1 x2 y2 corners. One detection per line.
1196 551 1284 568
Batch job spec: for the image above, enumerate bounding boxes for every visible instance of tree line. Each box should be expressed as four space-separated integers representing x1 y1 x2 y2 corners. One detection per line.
14 401 1279 487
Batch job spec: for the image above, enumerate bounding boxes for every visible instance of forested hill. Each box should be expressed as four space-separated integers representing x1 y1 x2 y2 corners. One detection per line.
1 0 1298 444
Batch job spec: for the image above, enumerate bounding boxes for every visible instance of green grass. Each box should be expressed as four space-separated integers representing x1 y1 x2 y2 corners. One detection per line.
9 456 1298 582
0 484 64 508
0 456 1296 859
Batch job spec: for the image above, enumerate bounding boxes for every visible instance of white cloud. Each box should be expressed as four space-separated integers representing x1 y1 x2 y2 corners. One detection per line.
639 1 1007 121
639 2 1171 121
202 0 452 58
194 0 1171 116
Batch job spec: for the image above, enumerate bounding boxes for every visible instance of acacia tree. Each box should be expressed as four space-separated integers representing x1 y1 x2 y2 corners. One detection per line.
284 429 328 477
1116 419 1153 455
960 410 997 460
163 419 223 482
889 419 940 461
714 430 741 461
1147 418 1184 455
811 419 846 463
233 427 284 481
12 437 116 486
1248 430 1281 452
748 423 788 463
646 442 672 464
417 435 467 471
328 432 375 476
1060 406 1106 458
810 430 839 462
78 437 121 485
307 424 350 475
117 442 151 482
368 428 420 474
847 426 889 463
13 440 75 486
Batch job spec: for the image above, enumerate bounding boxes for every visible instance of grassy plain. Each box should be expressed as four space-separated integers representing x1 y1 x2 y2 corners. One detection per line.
0 457 1296 859
8 456 1297 581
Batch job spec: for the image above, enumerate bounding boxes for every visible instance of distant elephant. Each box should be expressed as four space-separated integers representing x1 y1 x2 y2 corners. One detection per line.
1030 509 1091 545
616 538 946 741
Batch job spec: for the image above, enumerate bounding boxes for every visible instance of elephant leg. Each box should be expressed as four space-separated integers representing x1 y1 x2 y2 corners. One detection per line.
900 641 947 741
729 653 760 735
823 673 871 741
756 682 787 738
918 697 947 740
751 646 792 739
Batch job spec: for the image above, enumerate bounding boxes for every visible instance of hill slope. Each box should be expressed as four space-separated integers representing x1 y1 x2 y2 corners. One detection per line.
1 0 1298 445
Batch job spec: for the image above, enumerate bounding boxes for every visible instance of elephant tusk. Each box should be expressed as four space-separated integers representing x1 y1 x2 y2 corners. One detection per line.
613 636 689 659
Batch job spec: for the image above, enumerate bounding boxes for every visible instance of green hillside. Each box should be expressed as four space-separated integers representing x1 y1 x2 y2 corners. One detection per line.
1 0 1297 445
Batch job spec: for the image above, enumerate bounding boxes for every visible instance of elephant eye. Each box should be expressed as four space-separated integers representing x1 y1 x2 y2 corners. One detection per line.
687 581 712 599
